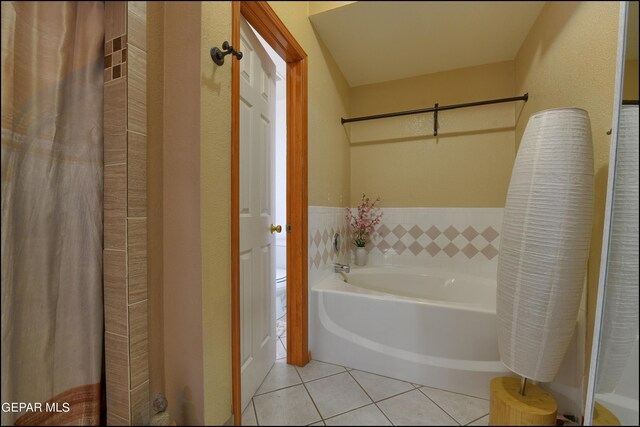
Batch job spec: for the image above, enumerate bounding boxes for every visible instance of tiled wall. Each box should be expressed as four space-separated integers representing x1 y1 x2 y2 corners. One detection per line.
103 2 149 425
365 208 503 275
308 207 350 286
308 207 503 284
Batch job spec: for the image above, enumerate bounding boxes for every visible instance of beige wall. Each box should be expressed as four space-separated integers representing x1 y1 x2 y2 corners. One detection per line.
147 0 165 411
349 61 516 207
513 1 620 384
623 59 639 99
269 1 351 207
162 2 206 425
308 1 356 16
158 2 234 425
154 2 350 425
200 2 233 425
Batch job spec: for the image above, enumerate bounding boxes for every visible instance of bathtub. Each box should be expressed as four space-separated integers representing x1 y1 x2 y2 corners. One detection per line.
309 266 511 399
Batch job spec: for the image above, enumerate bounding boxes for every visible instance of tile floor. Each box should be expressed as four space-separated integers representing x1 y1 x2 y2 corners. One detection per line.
243 319 490 426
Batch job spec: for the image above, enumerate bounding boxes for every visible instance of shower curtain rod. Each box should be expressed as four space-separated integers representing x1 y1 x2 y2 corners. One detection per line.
341 93 529 136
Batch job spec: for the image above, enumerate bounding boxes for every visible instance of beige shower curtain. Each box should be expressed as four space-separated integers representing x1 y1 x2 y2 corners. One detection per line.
1 2 104 425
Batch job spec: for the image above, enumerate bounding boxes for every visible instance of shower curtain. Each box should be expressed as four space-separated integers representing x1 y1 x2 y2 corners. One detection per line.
1 2 104 425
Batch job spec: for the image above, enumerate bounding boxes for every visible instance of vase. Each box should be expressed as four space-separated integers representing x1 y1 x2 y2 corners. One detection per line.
355 246 367 266
497 108 594 382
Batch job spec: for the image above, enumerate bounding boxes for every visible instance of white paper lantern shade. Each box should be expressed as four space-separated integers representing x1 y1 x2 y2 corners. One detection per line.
596 105 639 393
497 108 594 382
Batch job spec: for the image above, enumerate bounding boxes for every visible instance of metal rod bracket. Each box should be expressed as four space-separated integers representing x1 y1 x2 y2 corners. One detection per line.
433 103 439 136
211 41 243 66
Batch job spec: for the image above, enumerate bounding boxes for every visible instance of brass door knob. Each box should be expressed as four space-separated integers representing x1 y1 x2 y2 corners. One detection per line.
270 224 282 234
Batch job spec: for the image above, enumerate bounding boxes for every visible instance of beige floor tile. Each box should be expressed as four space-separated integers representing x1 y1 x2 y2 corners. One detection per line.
296 360 345 382
377 389 457 425
253 384 321 426
241 400 257 426
256 360 301 395
325 404 392 426
305 372 372 419
350 370 414 402
419 386 489 425
467 414 489 426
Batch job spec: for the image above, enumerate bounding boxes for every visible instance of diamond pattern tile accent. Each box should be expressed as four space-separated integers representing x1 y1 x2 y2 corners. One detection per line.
392 225 407 239
461 244 479 259
377 224 391 238
377 240 391 252
481 226 499 242
443 226 460 240
461 226 479 241
443 243 459 258
392 240 407 255
308 208 501 269
408 241 423 256
426 225 441 240
481 244 499 260
426 242 441 256
408 225 423 239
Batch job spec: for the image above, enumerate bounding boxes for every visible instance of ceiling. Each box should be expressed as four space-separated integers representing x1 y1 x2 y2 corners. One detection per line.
309 1 546 87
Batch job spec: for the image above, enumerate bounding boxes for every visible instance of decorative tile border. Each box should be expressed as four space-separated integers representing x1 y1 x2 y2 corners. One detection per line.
308 207 349 286
309 207 503 280
370 221 499 260
104 34 128 83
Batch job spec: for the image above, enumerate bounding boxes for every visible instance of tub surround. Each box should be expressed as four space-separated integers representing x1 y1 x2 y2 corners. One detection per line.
307 205 585 416
308 206 350 287
364 208 502 276
309 206 503 287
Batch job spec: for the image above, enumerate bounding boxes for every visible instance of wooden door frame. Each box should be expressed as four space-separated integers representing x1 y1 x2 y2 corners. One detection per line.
231 1 308 424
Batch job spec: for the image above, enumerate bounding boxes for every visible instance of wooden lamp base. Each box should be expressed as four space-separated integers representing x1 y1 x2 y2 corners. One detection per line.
489 377 557 426
592 401 621 426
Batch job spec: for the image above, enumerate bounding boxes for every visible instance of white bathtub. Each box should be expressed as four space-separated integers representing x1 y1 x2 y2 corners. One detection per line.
310 266 511 399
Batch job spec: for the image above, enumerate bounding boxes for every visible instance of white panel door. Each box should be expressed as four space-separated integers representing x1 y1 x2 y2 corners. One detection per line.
239 17 277 411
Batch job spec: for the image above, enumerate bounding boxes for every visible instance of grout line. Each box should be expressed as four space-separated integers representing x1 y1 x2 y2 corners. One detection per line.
464 413 489 426
300 369 347 385
372 387 418 405
346 370 395 425
321 402 375 424
417 387 461 426
418 383 490 402
105 330 129 340
128 299 147 308
127 129 146 138
251 398 259 426
253 381 302 397
300 380 324 423
105 162 127 167
252 361 279 397
347 366 416 386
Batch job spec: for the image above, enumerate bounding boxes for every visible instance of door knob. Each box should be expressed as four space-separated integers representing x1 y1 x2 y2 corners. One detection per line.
270 224 282 234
